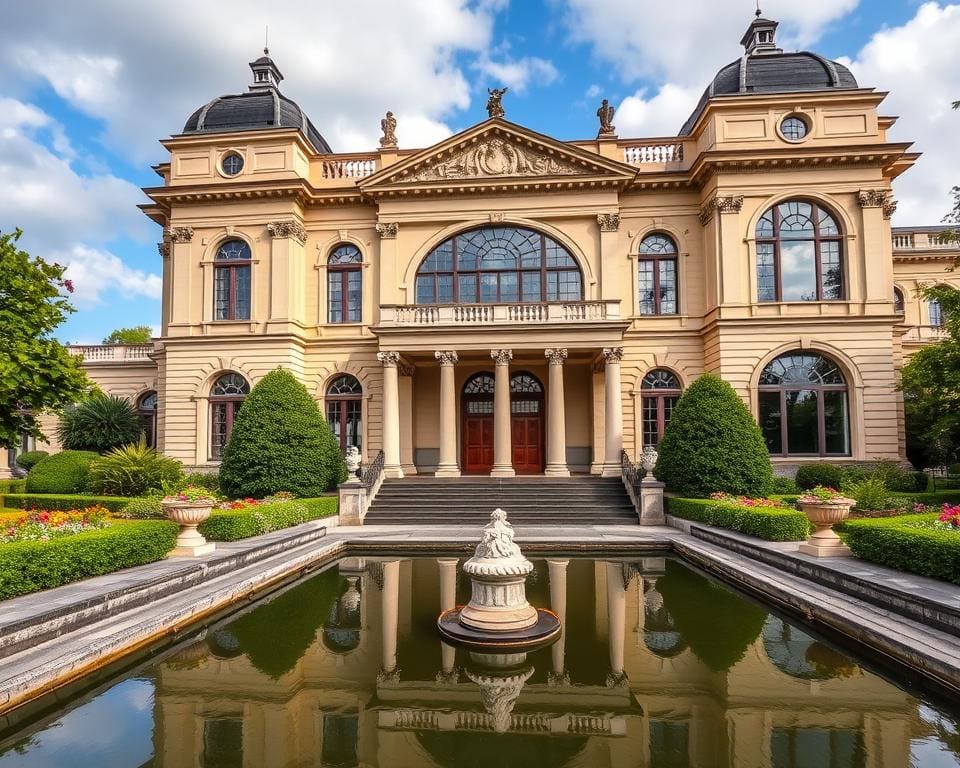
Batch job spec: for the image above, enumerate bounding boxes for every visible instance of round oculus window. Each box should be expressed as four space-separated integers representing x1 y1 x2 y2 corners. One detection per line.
221 152 244 176
779 116 809 142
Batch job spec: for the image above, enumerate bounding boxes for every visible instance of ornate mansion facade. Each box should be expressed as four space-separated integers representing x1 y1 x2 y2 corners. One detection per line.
6 14 959 480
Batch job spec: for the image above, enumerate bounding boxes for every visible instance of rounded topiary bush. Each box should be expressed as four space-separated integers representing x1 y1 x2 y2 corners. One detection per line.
58 395 143 453
25 450 100 494
15 450 48 471
219 368 346 498
654 373 772 498
795 462 843 491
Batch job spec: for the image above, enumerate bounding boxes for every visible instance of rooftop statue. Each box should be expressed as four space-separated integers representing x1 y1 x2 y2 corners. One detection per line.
379 110 397 148
486 87 508 119
597 99 616 137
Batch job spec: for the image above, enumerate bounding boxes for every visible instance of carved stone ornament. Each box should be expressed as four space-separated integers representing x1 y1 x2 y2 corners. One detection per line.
377 351 401 367
857 189 889 208
397 361 416 377
698 195 744 226
464 510 532 577
398 137 584 182
435 350 459 366
466 666 535 734
157 241 170 258
267 220 307 244
640 445 659 479
344 446 361 475
379 110 398 148
376 222 399 239
602 347 624 364
545 348 568 365
491 349 513 365
597 213 621 232
882 199 898 220
168 226 194 243
597 99 616 137
486 87 508 119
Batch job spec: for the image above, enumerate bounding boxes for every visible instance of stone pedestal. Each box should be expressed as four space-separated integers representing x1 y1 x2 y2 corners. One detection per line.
799 500 854 557
164 501 216 557
639 479 665 525
338 480 366 526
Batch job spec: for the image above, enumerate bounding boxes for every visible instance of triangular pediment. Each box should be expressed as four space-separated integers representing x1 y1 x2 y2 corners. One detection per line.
359 119 637 194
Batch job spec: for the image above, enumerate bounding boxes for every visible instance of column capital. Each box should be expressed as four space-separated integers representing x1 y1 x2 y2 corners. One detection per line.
491 348 513 365
377 351 401 367
157 241 170 258
168 226 194 243
267 219 307 245
434 350 459 366
602 346 624 363
597 213 621 232
376 222 399 239
698 195 743 226
857 189 890 208
545 348 568 365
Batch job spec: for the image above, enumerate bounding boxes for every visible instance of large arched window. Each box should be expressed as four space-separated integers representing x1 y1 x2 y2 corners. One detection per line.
209 373 249 459
641 369 682 446
327 245 362 323
756 201 843 302
758 352 849 457
414 226 582 304
637 234 679 315
137 391 158 449
214 240 252 320
326 375 362 452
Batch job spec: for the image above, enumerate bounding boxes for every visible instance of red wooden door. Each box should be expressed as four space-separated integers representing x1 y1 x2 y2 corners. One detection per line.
463 413 494 474
511 412 543 474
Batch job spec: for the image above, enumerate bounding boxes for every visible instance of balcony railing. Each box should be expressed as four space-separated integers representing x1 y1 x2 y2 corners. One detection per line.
379 300 621 327
901 325 948 344
68 344 153 362
622 141 686 166
892 231 956 251
320 158 378 180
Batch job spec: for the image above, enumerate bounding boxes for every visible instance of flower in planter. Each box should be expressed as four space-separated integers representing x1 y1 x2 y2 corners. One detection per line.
799 486 851 504
163 486 218 504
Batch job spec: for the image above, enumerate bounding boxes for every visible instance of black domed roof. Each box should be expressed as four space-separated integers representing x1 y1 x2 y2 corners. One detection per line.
182 53 332 153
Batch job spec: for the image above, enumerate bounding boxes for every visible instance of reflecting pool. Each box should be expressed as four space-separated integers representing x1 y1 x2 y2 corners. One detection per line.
1 557 959 767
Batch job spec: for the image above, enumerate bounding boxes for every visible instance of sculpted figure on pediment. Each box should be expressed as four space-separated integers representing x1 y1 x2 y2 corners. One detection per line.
401 137 582 181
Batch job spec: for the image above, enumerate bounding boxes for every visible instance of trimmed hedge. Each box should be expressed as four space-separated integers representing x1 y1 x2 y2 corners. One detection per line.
837 514 960 585
26 451 99 494
14 451 48 472
888 490 960 505
667 497 811 542
199 497 338 542
0 479 27 495
0 520 178 600
795 463 843 491
3 493 133 513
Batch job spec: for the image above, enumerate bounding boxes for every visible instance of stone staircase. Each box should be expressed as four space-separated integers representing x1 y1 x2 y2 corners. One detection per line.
363 476 637 526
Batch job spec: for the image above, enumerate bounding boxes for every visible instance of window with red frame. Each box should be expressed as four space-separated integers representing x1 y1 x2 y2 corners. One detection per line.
209 373 249 459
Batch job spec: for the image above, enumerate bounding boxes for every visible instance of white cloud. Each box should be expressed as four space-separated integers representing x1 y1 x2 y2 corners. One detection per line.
613 83 704 138
59 245 162 308
840 2 960 224
474 54 559 93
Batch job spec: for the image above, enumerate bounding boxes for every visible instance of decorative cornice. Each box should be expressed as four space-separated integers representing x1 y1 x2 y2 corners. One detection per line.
168 226 194 244
435 350 459 366
545 348 568 365
698 195 743 226
602 347 624 363
491 349 513 365
376 222 399 239
267 219 307 244
157 242 170 258
377 351 401 367
597 213 621 232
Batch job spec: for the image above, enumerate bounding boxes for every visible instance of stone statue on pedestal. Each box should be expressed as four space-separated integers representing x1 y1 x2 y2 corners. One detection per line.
597 99 616 137
379 111 397 148
486 88 508 119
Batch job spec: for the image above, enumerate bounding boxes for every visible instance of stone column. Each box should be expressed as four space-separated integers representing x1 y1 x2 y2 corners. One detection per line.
491 349 515 477
605 561 627 687
602 347 624 478
437 558 459 681
377 352 404 478
544 348 570 476
434 351 460 477
547 559 570 686
380 560 400 681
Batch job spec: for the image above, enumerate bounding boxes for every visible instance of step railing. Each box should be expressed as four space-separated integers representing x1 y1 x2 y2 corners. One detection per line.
337 449 385 526
361 450 386 493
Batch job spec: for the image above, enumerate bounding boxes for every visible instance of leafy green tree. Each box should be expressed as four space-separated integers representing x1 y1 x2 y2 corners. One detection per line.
0 229 90 447
219 368 346 498
58 394 143 453
901 283 960 467
655 373 773 498
102 325 152 344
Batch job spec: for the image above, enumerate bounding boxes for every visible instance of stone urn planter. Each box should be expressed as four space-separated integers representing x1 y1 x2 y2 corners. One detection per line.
798 492 855 558
163 495 216 557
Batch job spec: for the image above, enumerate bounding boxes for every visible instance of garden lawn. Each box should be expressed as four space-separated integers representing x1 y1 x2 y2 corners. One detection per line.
200 497 338 542
666 497 810 542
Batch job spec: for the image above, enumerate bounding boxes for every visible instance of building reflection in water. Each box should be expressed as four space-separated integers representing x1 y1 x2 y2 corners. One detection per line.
147 557 958 768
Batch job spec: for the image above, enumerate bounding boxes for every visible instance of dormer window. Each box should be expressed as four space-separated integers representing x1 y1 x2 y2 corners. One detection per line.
759 31 772 43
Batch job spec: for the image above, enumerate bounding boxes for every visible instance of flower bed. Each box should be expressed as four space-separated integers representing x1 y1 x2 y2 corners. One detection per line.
199 497 337 542
0 519 178 600
2 507 109 542
2 493 132 513
666 497 811 542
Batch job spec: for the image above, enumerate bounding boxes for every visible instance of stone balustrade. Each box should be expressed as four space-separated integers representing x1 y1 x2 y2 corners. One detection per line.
319 157 378 180
67 344 153 362
622 141 686 165
379 300 620 327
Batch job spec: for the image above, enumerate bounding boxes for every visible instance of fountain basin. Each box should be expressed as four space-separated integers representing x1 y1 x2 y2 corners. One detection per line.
437 605 561 652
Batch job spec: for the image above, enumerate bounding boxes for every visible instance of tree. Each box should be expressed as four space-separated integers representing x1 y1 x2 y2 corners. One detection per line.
102 325 152 344
901 283 960 468
0 229 90 448
219 368 346 498
655 373 773 498
58 394 144 453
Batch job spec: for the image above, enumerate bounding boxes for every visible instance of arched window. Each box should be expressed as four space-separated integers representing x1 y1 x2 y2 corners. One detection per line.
214 240 252 320
641 369 682 446
929 297 944 328
756 201 843 302
638 234 679 315
327 244 362 323
137 391 158 449
326 375 362 452
893 287 905 314
758 352 849 456
414 226 582 305
209 373 249 460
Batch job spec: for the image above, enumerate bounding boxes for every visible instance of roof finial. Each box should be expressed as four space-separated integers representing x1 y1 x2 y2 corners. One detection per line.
756 1 762 17
264 25 269 56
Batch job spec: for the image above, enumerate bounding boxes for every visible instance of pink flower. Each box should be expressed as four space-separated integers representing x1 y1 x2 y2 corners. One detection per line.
63 279 74 293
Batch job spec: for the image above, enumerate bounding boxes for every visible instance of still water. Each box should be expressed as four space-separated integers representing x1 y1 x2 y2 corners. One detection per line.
1 556 958 767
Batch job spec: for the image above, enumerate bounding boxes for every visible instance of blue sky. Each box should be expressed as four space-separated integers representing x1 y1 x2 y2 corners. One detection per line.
0 1 957 344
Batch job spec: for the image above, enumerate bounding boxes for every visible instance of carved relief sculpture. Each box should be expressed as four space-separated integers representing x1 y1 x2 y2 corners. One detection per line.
597 99 616 137
486 87 508 118
399 137 583 182
379 111 398 148
266 220 307 244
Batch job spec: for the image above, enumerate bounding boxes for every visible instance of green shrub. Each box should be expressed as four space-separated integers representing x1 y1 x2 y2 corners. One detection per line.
25 451 99 494
654 374 772 498
795 463 843 491
88 441 183 496
219 369 346 498
770 476 800 495
119 495 164 519
887 489 960 505
3 493 132 513
949 463 960 476
666 497 810 541
0 520 178 600
837 514 960 584
892 471 929 493
182 470 220 492
199 497 338 541
58 395 143 454
843 477 889 511
14 450 48 471
0 479 27 495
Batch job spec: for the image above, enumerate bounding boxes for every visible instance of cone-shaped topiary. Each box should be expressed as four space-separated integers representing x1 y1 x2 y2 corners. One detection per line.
218 368 346 498
655 373 773 498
